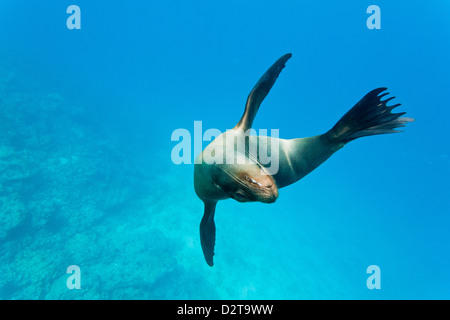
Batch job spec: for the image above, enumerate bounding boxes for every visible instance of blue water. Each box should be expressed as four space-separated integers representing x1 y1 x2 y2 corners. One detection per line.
0 1 449 299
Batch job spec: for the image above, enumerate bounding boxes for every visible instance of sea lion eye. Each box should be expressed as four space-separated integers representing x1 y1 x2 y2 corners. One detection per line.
235 192 247 200
243 175 262 187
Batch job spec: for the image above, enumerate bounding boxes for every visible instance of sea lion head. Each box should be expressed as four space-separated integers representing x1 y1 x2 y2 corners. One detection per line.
215 164 278 204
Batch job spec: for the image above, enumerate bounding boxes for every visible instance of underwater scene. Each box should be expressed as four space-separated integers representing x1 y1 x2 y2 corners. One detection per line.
0 1 449 299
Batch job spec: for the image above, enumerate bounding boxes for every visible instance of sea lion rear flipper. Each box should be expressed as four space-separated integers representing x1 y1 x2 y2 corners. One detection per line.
326 88 414 143
200 201 217 267
235 53 292 131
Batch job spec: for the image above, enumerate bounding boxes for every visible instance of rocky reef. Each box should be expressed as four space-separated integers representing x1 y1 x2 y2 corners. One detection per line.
0 67 350 300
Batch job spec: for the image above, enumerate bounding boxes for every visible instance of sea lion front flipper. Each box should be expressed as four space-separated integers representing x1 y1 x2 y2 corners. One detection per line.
234 53 292 131
199 201 217 267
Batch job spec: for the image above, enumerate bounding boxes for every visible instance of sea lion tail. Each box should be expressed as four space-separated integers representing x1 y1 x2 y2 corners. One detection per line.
326 88 414 144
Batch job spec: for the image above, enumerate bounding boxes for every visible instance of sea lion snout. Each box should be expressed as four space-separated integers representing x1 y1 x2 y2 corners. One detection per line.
239 173 278 203
256 186 278 203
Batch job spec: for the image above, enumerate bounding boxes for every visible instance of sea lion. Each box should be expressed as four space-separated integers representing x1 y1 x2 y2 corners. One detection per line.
194 53 413 266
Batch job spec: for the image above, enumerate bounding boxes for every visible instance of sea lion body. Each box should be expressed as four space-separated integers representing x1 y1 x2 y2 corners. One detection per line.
194 132 343 202
193 53 413 266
